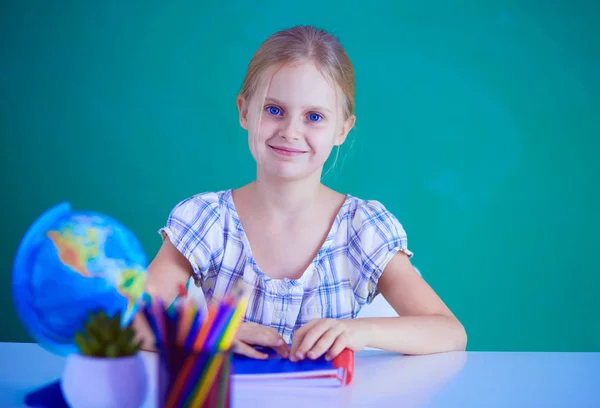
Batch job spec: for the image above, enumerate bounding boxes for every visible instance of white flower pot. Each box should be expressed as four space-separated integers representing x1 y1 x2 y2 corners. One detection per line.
61 353 148 408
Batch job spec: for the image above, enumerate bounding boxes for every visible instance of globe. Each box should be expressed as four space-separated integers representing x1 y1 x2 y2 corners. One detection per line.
11 202 148 357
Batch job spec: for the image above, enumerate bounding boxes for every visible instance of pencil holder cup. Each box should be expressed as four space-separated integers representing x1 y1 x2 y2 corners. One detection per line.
158 346 233 408
61 353 148 408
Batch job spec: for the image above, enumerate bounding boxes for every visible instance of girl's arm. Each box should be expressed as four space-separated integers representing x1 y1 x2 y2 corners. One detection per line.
133 238 193 351
134 238 290 358
145 238 193 303
290 252 466 360
358 251 467 354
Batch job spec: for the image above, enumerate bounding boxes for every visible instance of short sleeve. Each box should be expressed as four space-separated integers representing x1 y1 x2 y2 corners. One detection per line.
158 193 224 284
349 200 412 304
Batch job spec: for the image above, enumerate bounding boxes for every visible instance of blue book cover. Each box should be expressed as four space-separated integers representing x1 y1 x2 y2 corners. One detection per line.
232 348 354 387
24 380 67 408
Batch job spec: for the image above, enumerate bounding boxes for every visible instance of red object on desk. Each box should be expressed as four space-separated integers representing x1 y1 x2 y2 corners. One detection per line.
333 348 354 386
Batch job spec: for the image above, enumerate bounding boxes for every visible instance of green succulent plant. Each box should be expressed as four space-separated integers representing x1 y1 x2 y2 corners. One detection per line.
74 310 142 358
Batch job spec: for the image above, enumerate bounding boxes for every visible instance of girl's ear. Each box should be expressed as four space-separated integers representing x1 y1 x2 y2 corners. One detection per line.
236 95 249 130
334 114 356 146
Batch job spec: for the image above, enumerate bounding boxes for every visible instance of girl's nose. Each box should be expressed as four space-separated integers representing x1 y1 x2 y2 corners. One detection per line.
279 117 301 140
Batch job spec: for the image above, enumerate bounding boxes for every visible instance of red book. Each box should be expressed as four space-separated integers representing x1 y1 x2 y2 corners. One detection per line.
232 348 354 387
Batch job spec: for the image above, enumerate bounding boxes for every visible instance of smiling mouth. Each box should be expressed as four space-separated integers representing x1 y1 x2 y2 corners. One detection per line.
269 145 307 156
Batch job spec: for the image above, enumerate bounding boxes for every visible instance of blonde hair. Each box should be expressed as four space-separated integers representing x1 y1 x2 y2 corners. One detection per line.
238 25 355 173
239 25 355 120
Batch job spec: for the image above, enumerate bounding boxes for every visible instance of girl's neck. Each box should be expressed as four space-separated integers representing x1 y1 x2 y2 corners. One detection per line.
248 172 324 218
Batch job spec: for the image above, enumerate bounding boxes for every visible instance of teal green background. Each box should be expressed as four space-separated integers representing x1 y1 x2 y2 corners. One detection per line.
1 1 598 351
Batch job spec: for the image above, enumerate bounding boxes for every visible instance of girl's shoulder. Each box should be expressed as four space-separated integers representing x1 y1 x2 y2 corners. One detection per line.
339 194 413 258
159 189 235 250
343 194 393 214
159 189 235 282
343 194 405 231
168 189 233 218
336 195 412 305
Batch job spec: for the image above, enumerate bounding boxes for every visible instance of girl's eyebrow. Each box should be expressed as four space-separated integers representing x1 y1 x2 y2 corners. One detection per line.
265 97 332 114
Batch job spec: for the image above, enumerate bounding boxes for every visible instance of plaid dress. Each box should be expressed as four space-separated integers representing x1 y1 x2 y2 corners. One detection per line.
159 189 412 344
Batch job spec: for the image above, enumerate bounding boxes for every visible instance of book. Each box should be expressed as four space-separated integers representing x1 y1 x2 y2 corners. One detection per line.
231 348 354 387
24 380 68 408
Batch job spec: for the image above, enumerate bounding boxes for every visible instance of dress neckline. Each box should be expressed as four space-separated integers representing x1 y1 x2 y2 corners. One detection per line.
223 188 351 284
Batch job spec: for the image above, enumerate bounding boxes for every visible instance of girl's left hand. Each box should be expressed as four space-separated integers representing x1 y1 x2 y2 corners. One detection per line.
289 318 368 362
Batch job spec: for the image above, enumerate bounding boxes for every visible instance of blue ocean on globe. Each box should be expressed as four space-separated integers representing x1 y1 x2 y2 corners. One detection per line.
11 202 148 356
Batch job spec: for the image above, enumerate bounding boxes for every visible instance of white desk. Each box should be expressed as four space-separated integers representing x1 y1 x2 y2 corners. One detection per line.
0 342 598 407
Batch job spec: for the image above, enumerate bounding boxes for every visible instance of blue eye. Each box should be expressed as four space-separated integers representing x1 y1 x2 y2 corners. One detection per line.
308 113 322 122
266 106 281 115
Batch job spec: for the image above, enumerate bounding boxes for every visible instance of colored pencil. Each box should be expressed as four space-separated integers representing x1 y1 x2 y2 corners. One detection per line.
137 282 250 407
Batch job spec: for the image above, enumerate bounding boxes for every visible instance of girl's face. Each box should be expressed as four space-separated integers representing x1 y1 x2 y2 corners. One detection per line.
238 61 355 181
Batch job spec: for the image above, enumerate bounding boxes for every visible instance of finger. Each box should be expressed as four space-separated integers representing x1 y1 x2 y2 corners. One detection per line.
307 325 344 360
293 321 331 361
290 319 321 358
132 313 156 352
233 340 269 359
325 334 349 361
238 323 286 349
273 341 290 359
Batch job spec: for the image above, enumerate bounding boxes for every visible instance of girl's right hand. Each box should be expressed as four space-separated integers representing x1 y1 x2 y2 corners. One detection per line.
234 322 290 359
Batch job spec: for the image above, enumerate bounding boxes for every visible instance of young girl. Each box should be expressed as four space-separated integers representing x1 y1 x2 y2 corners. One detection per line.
140 25 467 361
